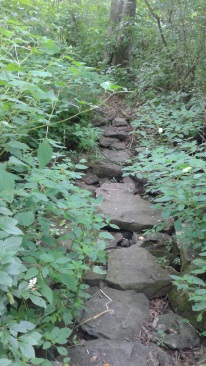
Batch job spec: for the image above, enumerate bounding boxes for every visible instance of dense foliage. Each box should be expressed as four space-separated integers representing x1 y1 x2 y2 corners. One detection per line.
0 1 116 364
124 93 206 323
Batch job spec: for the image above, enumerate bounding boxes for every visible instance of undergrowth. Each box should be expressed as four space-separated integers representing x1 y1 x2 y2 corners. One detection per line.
0 3 118 365
124 93 206 322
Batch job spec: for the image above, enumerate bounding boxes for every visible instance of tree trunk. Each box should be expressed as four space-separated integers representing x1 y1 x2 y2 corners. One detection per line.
106 0 136 67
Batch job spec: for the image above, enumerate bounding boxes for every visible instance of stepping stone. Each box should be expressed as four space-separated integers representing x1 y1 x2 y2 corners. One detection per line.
112 116 129 127
69 339 173 366
101 149 133 163
103 126 129 140
90 161 122 180
99 136 120 147
96 182 163 231
99 136 127 150
80 287 149 340
106 245 174 298
111 140 127 150
83 173 99 185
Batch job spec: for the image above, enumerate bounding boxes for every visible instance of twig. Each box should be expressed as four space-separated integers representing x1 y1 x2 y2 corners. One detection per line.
76 309 110 328
76 289 114 328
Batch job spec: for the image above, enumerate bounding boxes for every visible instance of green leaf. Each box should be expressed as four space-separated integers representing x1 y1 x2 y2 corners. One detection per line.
9 156 28 167
192 302 206 312
25 267 39 280
0 217 23 235
30 358 45 365
100 81 112 91
0 207 12 216
57 346 68 356
45 90 57 102
37 140 53 169
14 211 35 227
19 342 35 359
0 168 15 192
174 219 182 231
41 285 53 305
10 321 35 333
32 192 48 202
75 164 88 170
40 253 54 262
0 360 12 366
109 223 119 229
7 141 29 151
55 328 72 344
2 236 22 251
0 271 12 286
30 294 47 308
18 0 33 5
99 231 114 240
7 262 26 275
27 84 47 100
59 274 77 290
40 39 61 55
42 361 52 366
93 266 107 275
20 331 42 345
43 341 51 350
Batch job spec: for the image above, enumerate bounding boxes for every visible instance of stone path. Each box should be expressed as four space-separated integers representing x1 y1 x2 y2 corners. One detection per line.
68 114 202 365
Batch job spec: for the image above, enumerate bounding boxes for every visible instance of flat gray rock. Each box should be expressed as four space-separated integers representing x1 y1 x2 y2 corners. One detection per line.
112 117 129 127
103 126 129 140
90 161 122 180
102 149 133 163
111 140 127 150
83 173 99 185
69 339 173 366
99 135 120 147
153 313 200 349
96 182 163 231
106 245 174 298
80 287 149 340
99 135 127 150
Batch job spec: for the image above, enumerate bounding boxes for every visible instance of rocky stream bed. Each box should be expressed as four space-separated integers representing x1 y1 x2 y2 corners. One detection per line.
55 101 206 366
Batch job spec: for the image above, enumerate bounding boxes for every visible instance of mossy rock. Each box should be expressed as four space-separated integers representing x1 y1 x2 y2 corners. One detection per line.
168 285 206 332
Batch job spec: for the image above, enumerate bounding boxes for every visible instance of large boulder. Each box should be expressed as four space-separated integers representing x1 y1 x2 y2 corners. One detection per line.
106 245 175 298
96 182 164 231
80 287 149 340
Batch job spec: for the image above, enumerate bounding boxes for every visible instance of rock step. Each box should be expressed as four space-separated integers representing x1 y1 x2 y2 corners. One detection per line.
69 339 173 366
95 182 165 231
